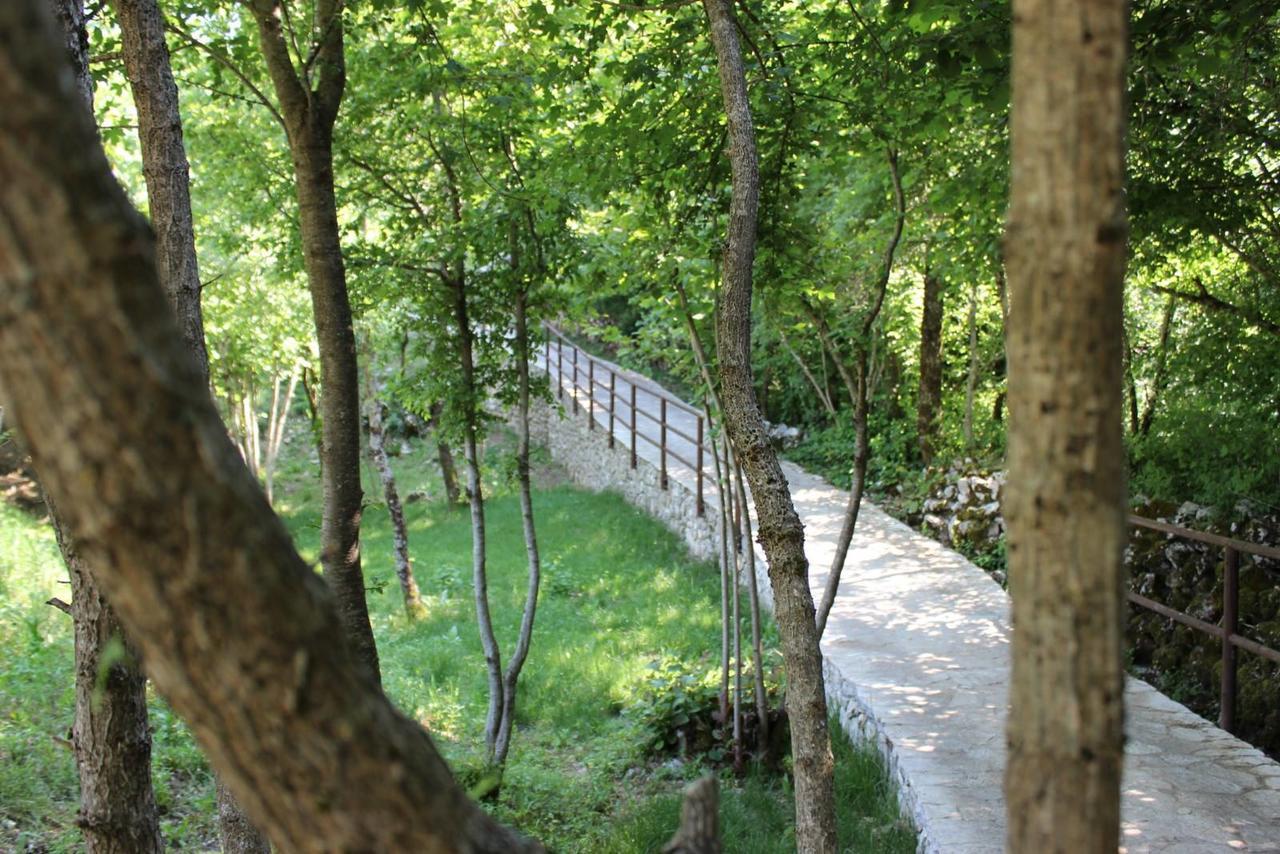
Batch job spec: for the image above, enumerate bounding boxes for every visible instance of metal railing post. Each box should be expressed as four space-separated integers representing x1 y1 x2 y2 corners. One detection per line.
608 371 616 449
660 397 668 490
1220 546 1240 733
557 337 563 401
629 383 637 469
696 414 704 516
588 359 595 430
572 346 579 414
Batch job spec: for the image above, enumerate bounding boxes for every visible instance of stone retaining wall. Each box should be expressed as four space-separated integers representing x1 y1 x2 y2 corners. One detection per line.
524 396 722 562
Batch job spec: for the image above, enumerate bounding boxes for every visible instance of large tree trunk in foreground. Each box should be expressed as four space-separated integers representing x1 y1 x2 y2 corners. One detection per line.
917 270 943 464
248 0 380 683
1003 0 1129 850
48 4 164 851
0 6 543 848
113 0 268 847
702 1 837 849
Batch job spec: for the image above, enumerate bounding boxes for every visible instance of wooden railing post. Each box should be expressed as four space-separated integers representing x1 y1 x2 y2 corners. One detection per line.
544 332 550 381
572 346 579 414
1220 546 1240 733
696 414 704 516
660 397 668 490
588 359 595 430
629 382 637 469
608 371 616 449
557 337 563 401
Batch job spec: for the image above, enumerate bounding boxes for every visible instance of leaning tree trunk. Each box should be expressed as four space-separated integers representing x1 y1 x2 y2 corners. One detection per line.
917 270 943 464
702 1 837 850
248 0 380 683
112 1 271 847
812 149 905 639
47 4 165 851
0 8 546 849
1003 0 1129 850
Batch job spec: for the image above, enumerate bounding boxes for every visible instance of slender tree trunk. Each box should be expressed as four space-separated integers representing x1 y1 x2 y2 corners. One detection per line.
702 1 837 848
812 149 905 638
963 279 979 450
917 270 944 464
1003 0 1129 849
47 5 164 851
733 456 769 753
495 284 542 768
264 367 299 506
717 430 733 727
777 327 835 418
1138 295 1177 436
1123 322 1140 435
248 0 379 683
364 360 423 615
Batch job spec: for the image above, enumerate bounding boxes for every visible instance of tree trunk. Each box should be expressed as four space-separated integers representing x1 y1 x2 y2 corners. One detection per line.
1138 295 1177 436
364 361 423 615
0 8 545 848
702 1 837 849
963 279 979 450
494 283 542 768
917 271 944 464
812 149 905 639
248 0 380 684
47 5 165 851
113 0 270 846
732 456 769 753
1003 0 1129 850
662 777 721 854
437 438 462 503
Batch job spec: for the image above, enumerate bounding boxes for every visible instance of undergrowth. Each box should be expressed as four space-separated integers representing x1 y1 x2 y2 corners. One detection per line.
1 431 915 852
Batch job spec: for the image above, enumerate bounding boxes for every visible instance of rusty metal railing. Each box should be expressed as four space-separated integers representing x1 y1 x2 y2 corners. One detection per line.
1127 515 1280 733
542 324 709 516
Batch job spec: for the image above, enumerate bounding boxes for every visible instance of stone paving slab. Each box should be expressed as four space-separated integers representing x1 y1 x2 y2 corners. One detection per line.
534 342 1280 852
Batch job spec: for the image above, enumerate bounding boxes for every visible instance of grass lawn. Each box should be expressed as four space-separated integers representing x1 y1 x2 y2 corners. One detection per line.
0 430 914 852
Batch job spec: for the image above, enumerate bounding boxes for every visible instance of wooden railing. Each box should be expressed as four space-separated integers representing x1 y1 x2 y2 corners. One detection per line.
542 325 710 516
1127 515 1280 734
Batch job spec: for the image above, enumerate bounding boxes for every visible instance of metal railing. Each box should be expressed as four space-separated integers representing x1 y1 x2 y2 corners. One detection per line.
542 325 711 516
1127 515 1280 733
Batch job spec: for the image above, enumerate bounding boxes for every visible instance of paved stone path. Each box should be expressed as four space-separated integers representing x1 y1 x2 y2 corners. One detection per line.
538 339 1280 852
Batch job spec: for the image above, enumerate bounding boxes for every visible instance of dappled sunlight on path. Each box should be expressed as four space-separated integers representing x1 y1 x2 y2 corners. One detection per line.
533 343 1280 852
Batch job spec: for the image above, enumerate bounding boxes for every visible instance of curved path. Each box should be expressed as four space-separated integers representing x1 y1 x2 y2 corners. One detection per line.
536 344 1280 853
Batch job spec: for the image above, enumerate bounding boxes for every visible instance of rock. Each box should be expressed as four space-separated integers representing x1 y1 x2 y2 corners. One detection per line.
405 490 430 504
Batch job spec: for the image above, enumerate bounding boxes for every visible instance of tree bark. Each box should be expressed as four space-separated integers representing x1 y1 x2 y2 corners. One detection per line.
46 4 165 851
364 359 423 615
1138 295 1176 436
917 270 944 464
702 1 837 849
430 403 463 503
111 0 206 375
1003 0 1129 850
812 149 905 639
112 0 270 846
247 0 380 683
0 7 543 848
494 281 542 768
962 279 979 450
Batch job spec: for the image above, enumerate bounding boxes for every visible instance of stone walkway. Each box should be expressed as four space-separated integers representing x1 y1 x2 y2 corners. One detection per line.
537 341 1280 853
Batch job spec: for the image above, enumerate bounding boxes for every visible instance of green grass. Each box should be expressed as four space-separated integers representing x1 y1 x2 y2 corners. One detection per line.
1 432 915 852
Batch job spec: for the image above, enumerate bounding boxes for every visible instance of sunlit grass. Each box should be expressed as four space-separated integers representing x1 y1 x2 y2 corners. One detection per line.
1 431 914 852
